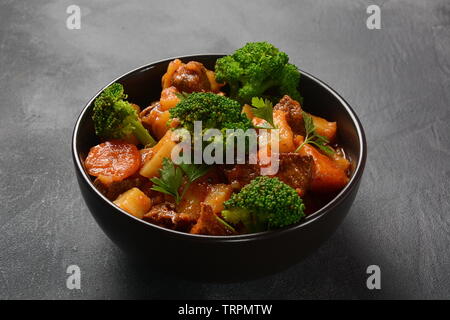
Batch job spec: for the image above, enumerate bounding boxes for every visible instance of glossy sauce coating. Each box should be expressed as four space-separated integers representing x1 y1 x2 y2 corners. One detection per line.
85 140 141 183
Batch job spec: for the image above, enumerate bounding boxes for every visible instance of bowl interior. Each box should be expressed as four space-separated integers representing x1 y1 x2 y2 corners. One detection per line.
74 54 365 230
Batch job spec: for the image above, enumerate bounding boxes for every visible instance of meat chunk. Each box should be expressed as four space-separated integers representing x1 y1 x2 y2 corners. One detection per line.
273 153 313 196
139 183 166 205
172 61 211 93
93 176 146 201
190 203 235 236
139 102 170 140
176 181 208 218
143 202 197 232
220 164 261 189
162 59 212 93
273 95 305 135
220 154 312 195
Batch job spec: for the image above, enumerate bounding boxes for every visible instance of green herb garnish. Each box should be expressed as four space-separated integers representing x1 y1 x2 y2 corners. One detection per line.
251 97 276 129
295 112 335 155
150 158 210 204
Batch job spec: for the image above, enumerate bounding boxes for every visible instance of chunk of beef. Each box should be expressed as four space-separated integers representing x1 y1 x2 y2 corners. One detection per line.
170 61 211 93
162 59 223 93
273 95 305 135
139 102 171 140
190 203 235 236
93 176 146 201
139 102 158 130
220 164 261 189
273 153 313 197
220 154 312 195
139 183 166 205
143 202 197 232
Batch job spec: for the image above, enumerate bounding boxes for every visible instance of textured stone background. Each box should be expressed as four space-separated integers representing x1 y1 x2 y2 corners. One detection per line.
0 0 449 299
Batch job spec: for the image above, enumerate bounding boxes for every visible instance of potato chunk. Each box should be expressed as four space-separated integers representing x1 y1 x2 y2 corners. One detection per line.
139 131 177 178
204 184 234 213
310 114 337 142
113 187 152 219
140 103 171 140
160 86 181 111
273 109 295 152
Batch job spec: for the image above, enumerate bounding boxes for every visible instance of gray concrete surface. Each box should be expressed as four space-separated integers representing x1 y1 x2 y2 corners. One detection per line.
0 0 449 299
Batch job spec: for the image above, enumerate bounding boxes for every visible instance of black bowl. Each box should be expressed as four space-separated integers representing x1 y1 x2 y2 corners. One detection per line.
72 54 366 281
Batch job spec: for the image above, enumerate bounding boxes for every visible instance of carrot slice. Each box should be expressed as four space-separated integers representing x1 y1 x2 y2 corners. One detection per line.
309 114 337 142
85 140 141 183
299 144 349 193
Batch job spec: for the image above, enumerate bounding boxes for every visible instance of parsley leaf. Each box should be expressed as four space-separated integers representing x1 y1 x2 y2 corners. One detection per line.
150 158 210 204
295 112 335 155
251 97 276 129
150 158 184 202
179 162 210 182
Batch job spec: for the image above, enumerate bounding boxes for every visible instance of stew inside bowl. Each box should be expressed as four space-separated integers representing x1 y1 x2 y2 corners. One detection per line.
82 42 353 236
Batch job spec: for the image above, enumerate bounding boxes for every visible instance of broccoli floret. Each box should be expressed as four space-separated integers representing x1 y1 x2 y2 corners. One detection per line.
92 83 156 146
222 176 305 232
214 42 302 104
169 92 252 133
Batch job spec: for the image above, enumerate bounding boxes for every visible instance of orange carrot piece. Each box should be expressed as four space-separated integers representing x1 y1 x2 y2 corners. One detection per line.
85 140 141 183
242 104 254 120
299 144 349 193
309 114 337 142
